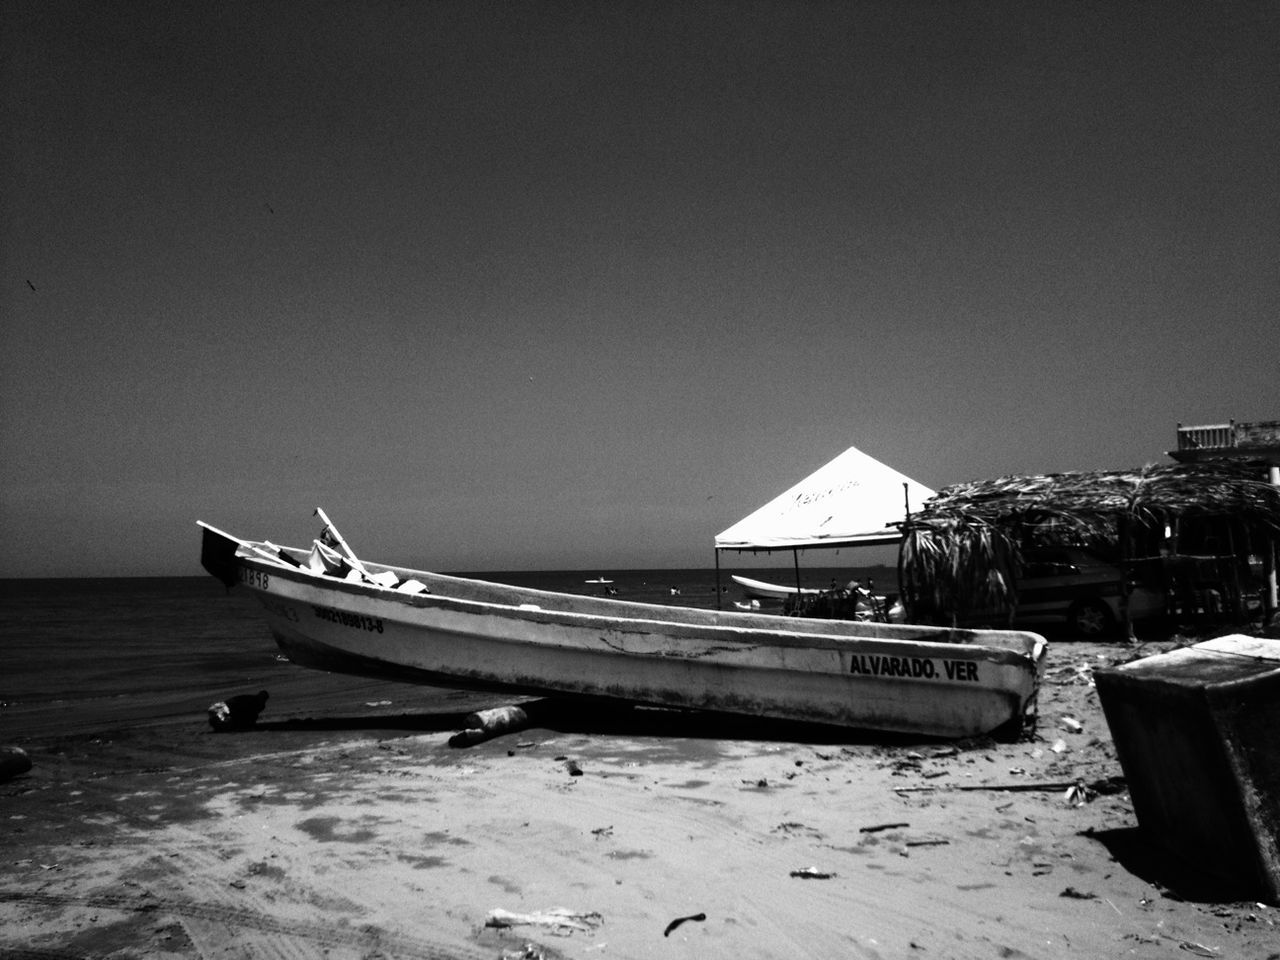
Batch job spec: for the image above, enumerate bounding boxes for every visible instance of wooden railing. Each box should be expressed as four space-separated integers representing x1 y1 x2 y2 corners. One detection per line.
1176 422 1236 451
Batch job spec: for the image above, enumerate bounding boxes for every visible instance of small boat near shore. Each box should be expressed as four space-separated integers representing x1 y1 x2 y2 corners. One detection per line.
198 512 1048 739
731 574 820 600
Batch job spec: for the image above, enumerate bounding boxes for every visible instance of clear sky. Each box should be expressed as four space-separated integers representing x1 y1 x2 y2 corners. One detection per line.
2 1 1277 578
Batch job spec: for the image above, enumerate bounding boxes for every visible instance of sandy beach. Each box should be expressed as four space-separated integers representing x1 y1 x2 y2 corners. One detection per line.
3 636 1278 960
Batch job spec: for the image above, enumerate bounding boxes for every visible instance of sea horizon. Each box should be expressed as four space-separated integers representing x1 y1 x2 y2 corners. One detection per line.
0 561 900 586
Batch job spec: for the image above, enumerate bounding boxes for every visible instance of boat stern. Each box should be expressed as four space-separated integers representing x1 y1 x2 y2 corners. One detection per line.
198 522 243 590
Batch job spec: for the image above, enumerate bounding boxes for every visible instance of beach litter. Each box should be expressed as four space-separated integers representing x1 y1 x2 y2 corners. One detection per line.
499 945 546 960
485 908 603 935
559 758 584 776
1045 661 1098 687
1059 886 1098 900
789 867 836 879
207 690 268 731
0 745 31 783
663 912 707 936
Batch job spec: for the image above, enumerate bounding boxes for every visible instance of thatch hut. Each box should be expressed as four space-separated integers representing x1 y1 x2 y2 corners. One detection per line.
900 460 1280 632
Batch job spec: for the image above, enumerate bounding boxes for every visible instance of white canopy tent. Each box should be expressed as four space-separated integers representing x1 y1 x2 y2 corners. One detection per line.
713 445 936 605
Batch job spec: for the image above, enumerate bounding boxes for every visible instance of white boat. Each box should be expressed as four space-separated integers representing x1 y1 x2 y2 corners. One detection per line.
731 574 820 600
197 512 1048 739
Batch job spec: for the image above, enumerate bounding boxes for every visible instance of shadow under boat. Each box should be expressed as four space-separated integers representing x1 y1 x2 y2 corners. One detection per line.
251 710 478 735
247 695 949 748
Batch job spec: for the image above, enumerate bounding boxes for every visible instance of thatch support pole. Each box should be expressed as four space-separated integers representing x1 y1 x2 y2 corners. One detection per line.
897 530 909 622
1119 514 1135 642
1266 541 1278 626
1225 519 1244 622
1268 466 1280 624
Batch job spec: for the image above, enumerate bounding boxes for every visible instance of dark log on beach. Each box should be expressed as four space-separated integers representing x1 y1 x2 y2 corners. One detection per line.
449 705 531 747
0 745 31 782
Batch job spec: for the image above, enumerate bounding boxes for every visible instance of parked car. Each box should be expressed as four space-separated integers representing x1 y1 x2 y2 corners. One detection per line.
1011 546 1165 637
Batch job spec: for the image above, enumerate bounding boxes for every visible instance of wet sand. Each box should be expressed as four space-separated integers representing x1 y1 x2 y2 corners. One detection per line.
2 639 1277 959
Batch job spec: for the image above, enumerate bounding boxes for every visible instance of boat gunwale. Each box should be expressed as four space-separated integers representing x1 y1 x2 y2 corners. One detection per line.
233 542 1047 666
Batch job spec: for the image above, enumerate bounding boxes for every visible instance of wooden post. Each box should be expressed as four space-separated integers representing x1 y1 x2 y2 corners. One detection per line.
897 527 910 623
1269 466 1280 624
1225 519 1244 623
1119 514 1135 642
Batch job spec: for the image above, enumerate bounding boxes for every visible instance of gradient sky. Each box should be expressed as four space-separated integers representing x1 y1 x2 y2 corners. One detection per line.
2 1 1277 577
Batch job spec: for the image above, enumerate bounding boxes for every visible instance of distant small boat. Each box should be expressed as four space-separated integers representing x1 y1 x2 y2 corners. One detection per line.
731 574 820 600
584 577 613 584
198 511 1047 739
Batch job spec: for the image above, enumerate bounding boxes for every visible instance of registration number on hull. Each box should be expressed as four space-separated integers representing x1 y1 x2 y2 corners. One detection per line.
312 605 385 633
239 566 269 590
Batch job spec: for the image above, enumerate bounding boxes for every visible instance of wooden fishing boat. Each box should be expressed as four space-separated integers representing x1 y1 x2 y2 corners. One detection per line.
198 512 1047 739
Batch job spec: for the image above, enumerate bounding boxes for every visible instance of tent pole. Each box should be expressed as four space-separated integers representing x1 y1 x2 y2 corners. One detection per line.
714 549 722 610
793 549 801 598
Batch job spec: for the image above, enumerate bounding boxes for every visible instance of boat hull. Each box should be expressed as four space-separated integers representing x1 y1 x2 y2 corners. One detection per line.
731 574 819 600
201 525 1047 738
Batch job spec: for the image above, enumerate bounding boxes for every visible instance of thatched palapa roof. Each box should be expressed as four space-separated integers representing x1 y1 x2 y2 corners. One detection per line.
900 459 1280 623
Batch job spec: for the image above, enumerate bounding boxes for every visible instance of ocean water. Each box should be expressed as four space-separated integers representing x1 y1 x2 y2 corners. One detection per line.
0 565 894 740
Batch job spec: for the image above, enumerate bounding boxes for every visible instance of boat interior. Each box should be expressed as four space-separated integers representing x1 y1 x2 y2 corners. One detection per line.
234 532 1044 657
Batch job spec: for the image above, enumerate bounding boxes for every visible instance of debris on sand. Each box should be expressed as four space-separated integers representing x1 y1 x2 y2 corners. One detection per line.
485 908 603 934
449 705 531 747
0 745 31 782
663 912 706 936
1059 887 1098 900
207 691 268 731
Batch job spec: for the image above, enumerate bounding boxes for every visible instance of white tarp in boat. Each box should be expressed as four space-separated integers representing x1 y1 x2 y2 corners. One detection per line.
715 445 936 551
